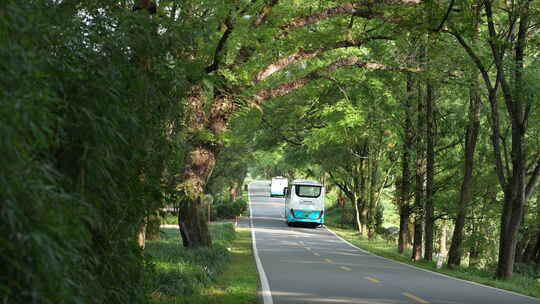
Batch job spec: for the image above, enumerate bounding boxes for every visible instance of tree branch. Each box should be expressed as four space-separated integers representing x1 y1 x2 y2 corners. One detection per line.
445 29 493 91
434 0 454 32
205 15 234 73
329 172 354 201
278 0 421 34
484 0 514 119
255 36 393 82
253 56 418 102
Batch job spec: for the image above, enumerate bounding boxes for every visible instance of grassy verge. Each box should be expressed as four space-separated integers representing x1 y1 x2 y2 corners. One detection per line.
326 225 540 298
145 224 258 304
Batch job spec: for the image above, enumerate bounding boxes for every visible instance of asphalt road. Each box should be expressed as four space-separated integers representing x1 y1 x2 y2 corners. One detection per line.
248 180 540 304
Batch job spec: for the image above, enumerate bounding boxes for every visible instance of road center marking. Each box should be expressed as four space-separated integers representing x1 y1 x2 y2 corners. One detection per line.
325 258 333 263
340 266 352 271
299 241 305 245
403 292 430 304
313 252 320 256
306 247 311 251
365 276 381 283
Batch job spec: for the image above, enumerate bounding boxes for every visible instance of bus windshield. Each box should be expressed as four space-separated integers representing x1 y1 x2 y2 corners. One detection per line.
295 185 321 198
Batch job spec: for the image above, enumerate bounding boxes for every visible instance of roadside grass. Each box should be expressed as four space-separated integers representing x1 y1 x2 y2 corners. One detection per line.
145 224 258 304
326 225 540 299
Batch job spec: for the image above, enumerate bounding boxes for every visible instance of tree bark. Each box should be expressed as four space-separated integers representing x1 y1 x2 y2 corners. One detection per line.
137 222 146 249
424 81 435 261
411 80 425 262
146 213 161 240
178 146 215 248
177 86 233 248
368 152 379 240
447 67 481 268
492 2 530 279
352 192 362 233
450 2 535 280
398 74 414 254
229 182 239 201
358 156 369 236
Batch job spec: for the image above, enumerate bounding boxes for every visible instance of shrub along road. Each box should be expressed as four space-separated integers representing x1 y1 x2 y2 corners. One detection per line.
248 180 540 304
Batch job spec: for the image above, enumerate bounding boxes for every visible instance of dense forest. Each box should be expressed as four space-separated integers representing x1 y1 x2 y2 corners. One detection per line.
1 0 539 303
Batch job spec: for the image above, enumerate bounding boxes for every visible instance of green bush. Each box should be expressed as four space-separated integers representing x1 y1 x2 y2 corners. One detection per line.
212 199 248 220
514 263 539 278
1 1 186 303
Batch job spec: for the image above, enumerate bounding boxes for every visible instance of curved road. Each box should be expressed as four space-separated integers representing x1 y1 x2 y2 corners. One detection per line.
248 180 540 304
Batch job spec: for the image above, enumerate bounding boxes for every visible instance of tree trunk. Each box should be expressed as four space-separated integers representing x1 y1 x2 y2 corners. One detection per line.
338 191 345 208
482 1 531 280
469 244 480 268
412 80 425 262
229 182 239 201
523 233 539 263
398 74 414 254
424 81 435 261
515 226 530 263
338 191 346 227
523 197 540 263
352 193 362 233
176 86 233 248
534 236 540 267
368 156 379 240
359 197 368 237
178 146 215 248
436 221 448 268
358 158 368 236
137 222 146 249
398 204 410 253
536 249 540 274
447 67 481 268
146 213 161 240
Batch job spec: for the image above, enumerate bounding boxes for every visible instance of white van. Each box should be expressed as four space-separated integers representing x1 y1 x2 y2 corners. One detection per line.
270 176 288 197
284 179 325 226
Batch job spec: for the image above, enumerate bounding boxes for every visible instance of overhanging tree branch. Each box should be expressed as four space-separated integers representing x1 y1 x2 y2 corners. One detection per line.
255 36 393 82
279 0 421 33
253 56 418 102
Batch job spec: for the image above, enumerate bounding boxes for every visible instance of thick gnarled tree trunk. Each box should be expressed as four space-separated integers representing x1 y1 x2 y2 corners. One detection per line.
177 86 232 248
178 146 216 248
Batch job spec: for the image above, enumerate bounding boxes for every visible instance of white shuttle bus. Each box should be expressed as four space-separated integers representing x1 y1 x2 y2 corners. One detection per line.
270 176 288 197
284 179 325 227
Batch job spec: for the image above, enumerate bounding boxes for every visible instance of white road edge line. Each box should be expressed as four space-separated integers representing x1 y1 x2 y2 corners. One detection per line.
248 183 274 304
324 227 540 301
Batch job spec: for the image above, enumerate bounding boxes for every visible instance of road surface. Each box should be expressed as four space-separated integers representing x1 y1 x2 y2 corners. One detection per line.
248 180 540 304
